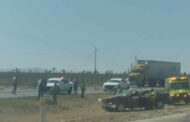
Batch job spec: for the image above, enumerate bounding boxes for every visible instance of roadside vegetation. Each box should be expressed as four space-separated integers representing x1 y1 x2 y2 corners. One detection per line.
0 70 127 87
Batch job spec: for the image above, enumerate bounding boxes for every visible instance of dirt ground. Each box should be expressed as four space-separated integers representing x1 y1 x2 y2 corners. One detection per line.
1 94 190 122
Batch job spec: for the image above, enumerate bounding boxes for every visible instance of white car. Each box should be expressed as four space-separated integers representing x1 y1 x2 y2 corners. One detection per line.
102 78 130 91
46 77 73 94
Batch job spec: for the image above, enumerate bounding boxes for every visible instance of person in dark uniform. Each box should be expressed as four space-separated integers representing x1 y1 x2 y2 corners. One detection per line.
80 80 86 98
37 78 47 100
12 77 17 95
51 83 59 104
37 79 43 100
73 78 79 95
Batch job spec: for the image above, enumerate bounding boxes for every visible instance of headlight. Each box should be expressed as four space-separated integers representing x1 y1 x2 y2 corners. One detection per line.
170 94 174 97
98 98 102 102
176 94 180 97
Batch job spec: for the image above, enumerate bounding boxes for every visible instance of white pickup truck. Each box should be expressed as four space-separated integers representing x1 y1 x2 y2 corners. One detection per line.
102 78 130 91
46 77 73 94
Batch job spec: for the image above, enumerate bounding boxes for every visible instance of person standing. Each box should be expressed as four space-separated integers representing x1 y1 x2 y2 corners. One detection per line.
12 76 17 95
51 83 59 104
73 78 79 95
149 88 157 108
37 79 43 100
80 80 86 98
41 78 47 93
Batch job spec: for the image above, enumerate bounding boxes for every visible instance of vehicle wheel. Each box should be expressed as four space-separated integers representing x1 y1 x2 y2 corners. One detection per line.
116 103 125 112
104 107 114 112
155 101 164 109
68 87 72 94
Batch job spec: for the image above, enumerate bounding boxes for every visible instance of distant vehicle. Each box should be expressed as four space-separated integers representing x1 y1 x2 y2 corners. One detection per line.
165 76 190 104
46 77 73 94
128 60 181 87
101 89 169 112
102 78 130 92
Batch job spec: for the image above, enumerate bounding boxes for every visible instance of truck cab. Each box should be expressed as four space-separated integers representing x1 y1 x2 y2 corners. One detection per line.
165 76 190 104
128 64 147 87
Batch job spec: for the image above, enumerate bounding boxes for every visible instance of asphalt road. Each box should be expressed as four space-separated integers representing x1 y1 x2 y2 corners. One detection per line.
0 85 166 98
0 86 104 98
0 86 165 98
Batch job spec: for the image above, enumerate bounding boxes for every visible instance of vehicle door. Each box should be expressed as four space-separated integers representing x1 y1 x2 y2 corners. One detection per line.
60 80 70 92
120 80 126 89
126 80 131 87
122 80 128 89
130 91 141 108
139 90 149 107
59 80 64 92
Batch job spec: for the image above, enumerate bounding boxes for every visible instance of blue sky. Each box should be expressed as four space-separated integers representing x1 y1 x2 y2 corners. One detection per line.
0 0 190 73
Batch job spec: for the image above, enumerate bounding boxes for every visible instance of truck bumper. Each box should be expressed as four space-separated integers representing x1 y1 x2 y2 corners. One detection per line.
103 85 118 92
170 96 190 103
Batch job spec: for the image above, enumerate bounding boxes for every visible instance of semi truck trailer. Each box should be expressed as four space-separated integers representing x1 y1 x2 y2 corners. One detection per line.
128 60 181 87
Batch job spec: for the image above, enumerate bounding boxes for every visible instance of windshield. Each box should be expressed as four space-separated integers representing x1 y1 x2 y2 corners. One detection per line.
118 90 134 96
47 80 60 84
109 80 120 83
170 82 189 90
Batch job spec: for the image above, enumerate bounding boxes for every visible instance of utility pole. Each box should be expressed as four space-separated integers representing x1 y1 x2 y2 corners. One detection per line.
39 97 46 122
94 47 98 74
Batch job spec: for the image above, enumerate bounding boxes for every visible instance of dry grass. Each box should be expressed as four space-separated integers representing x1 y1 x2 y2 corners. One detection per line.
1 94 190 122
44 94 133 122
0 94 131 122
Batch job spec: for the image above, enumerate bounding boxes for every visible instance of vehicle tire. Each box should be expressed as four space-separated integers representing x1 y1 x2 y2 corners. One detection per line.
68 87 72 94
105 107 114 112
116 103 125 112
155 101 164 109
